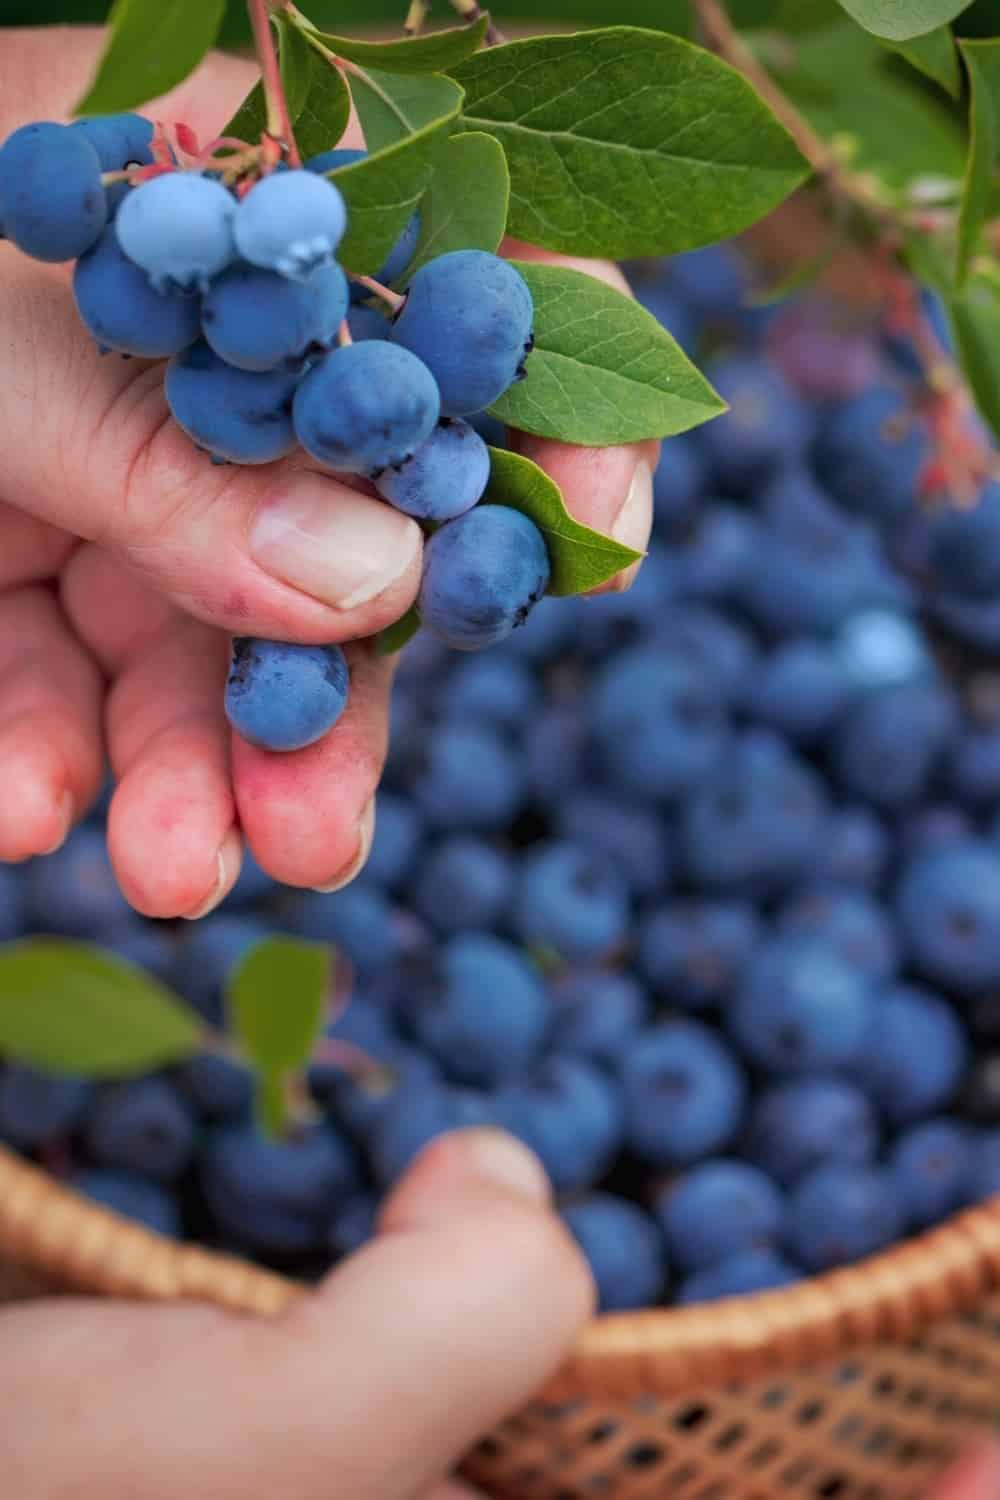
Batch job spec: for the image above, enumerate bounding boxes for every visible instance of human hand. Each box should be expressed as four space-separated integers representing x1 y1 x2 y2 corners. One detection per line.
0 28 656 917
1 1126 593 1498
930 1443 1000 1500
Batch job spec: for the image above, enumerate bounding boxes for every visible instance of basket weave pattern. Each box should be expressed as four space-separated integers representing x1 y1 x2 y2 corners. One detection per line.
2 1142 1000 1500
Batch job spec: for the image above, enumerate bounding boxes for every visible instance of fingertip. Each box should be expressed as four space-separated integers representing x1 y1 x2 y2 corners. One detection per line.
380 1128 553 1236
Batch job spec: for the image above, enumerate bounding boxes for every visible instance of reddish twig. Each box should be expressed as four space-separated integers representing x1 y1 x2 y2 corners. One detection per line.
247 0 301 166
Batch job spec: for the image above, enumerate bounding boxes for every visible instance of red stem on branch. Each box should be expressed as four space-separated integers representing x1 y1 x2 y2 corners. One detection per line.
247 0 301 167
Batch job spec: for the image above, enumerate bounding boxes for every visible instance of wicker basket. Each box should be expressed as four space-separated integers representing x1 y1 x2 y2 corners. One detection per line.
2 1141 1000 1500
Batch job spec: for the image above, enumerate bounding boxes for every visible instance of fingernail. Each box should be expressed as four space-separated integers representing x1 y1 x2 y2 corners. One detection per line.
608 458 653 592
460 1128 552 1205
183 827 243 921
250 474 422 611
38 789 74 856
311 798 375 893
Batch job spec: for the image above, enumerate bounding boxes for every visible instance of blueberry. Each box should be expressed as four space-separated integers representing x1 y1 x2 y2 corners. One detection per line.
813 386 929 528
72 1168 181 1238
900 804 974 860
202 1122 359 1254
562 1193 667 1311
897 840 1000 995
292 882 406 981
928 481 1000 599
440 654 539 732
652 605 758 703
859 983 969 1124
814 806 890 889
201 260 348 371
0 121 106 261
966 1129 1000 1203
234 168 346 279
412 836 513 934
511 841 629 962
834 680 959 812
786 1164 904 1272
524 706 588 805
550 969 649 1065
73 224 201 357
116 171 235 291
652 435 707 535
294 341 440 474
391 250 534 415
667 244 750 321
742 639 850 744
671 505 758 603
314 1039 441 1141
497 1055 624 1192
370 1080 495 1187
403 722 525 831
218 848 278 913
700 355 812 493
890 1119 973 1229
70 113 154 215
500 591 580 664
170 913 272 1027
173 1054 253 1123
776 885 898 983
620 1021 747 1167
26 826 132 936
399 933 549 1086
739 514 905 638
950 688 1000 807
375 418 490 521
677 1247 801 1305
0 866 25 941
746 1076 879 1187
554 793 672 901
730 935 875 1075
0 1066 92 1149
833 608 932 694
932 590 1000 652
655 1160 784 1272
165 342 300 464
305 147 418 288
101 919 177 981
327 1191 378 1258
83 1077 195 1181
577 546 678 656
347 303 391 342
638 900 760 1009
419 506 551 651
630 270 697 351
365 792 423 891
224 638 349 753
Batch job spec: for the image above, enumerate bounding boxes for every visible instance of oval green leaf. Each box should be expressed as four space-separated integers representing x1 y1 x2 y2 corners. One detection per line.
882 27 961 97
451 27 808 259
484 447 642 596
957 40 1000 283
310 15 488 74
76 0 226 115
489 261 725 447
222 35 350 159
377 606 422 657
833 0 973 41
949 274 1000 445
228 937 331 1073
404 131 509 279
0 940 202 1077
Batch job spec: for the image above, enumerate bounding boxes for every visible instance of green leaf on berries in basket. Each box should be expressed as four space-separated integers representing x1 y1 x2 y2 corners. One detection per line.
403 132 509 279
228 937 331 1073
332 72 464 274
882 27 961 98
75 0 227 115
377 606 422 657
483 447 642 596
0 940 202 1076
948 273 1000 445
488 262 725 447
449 27 808 260
831 0 973 42
309 14 488 74
957 40 1000 283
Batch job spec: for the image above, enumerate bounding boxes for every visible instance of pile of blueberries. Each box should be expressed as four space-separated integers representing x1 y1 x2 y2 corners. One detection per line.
8 184 1000 1311
0 115 544 754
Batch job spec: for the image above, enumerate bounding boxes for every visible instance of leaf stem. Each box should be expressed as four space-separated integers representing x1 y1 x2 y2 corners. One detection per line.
247 0 301 166
404 0 430 34
350 273 406 310
448 0 505 46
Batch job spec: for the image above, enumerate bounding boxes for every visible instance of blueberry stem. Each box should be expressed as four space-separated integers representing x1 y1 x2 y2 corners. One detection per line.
247 0 302 167
350 273 405 311
337 318 353 347
404 0 430 34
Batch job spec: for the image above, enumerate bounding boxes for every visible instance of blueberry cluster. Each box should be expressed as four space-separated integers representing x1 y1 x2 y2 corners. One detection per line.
7 241 1000 1312
0 118 544 753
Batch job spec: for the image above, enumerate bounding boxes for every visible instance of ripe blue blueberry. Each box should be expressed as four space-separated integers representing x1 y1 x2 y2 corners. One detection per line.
327 1191 378 1258
201 260 348 371
165 342 300 464
25 825 132 936
0 1066 92 1149
116 171 236 291
897 840 1000 995
174 1054 254 1124
833 608 931 695
777 884 898 983
511 841 629 962
72 1169 181 1238
365 792 423 891
0 866 25 942
391 250 534 415
928 481 1000 598
890 1119 973 1229
293 882 406 981
497 1055 624 1193
170 913 272 1027
419 505 551 651
677 1248 801 1306
551 969 649 1065
83 1077 195 1181
577 546 677 657
786 1163 904 1272
412 836 513 934
651 434 707 535
700 355 813 493
814 386 929 528
620 1021 748 1166
224 638 349 753
403 722 526 830
814 806 890 889
316 1041 442 1140
73 224 201 357
672 505 758 603
730 935 875 1075
562 1193 668 1311
743 639 849 744
234 168 347 279
371 1080 495 1187
347 303 391 342
835 681 959 812
0 121 106 261
859 983 969 1124
441 653 539 732
654 1159 784 1273
638 900 760 1009
554 793 672 900
70 113 154 213
966 1130 1000 1203
746 1076 879 1187
294 341 439 474
375 418 490 521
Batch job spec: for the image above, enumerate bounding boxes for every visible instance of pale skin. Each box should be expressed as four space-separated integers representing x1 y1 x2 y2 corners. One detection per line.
0 30 986 1500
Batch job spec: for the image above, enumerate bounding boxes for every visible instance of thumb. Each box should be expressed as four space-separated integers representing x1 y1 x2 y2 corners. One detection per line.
0 254 422 645
930 1444 1000 1500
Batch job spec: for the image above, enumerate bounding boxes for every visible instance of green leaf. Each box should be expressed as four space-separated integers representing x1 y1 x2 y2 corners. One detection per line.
277 13 316 123
228 937 330 1073
221 33 350 157
377 606 422 656
483 447 642 596
222 82 266 144
883 26 961 96
957 40 1000 282
331 72 464 274
309 15 488 73
350 68 464 154
949 274 1000 443
489 261 725 447
450 27 808 259
0 940 202 1077
832 0 973 41
405 132 509 279
76 0 226 115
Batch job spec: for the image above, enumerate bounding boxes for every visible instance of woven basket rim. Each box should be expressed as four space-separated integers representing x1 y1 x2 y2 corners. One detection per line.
3 1141 1000 1399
